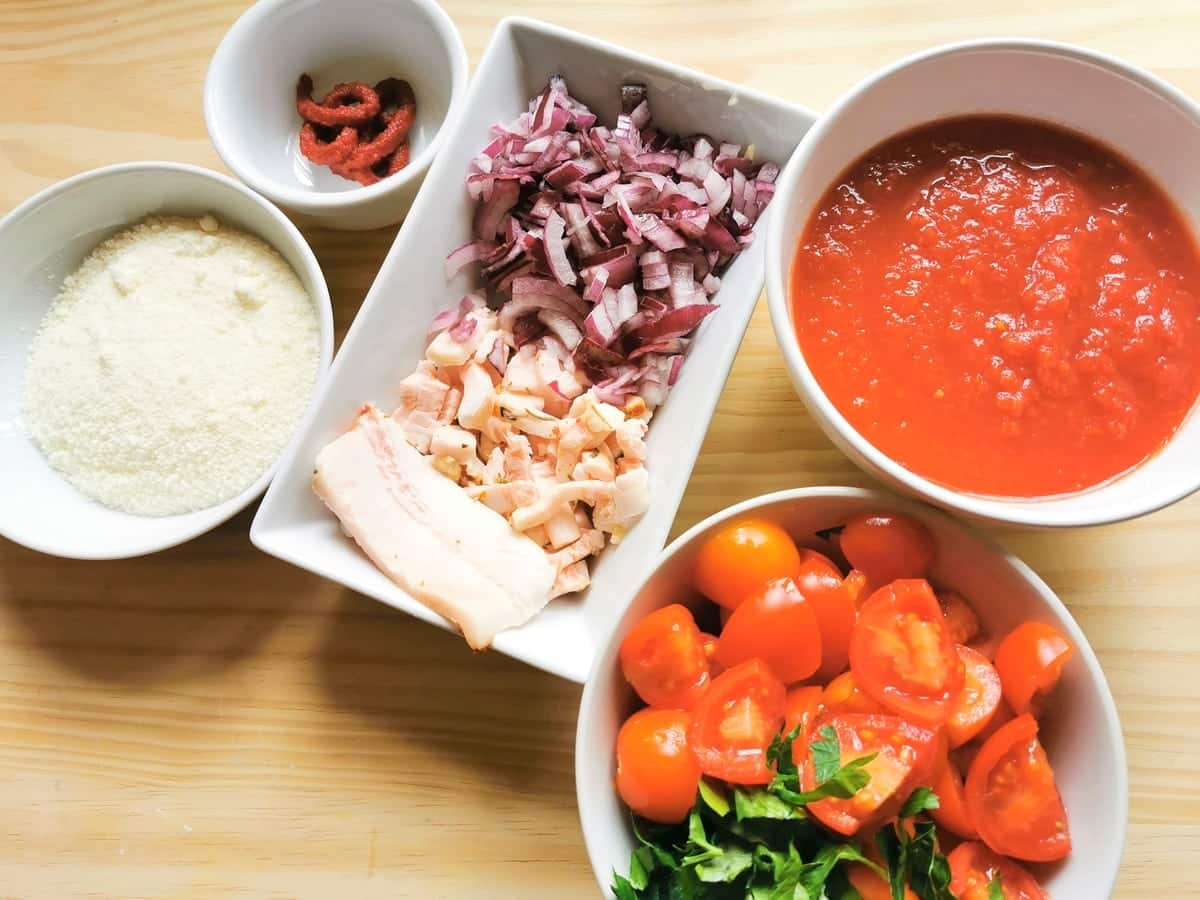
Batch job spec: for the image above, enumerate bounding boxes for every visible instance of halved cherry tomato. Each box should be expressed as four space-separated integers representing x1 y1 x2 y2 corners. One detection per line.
802 713 939 836
965 714 1071 862
615 708 701 824
994 622 1074 716
795 569 858 682
699 632 721 678
784 685 824 764
847 864 918 900
930 746 978 840
619 605 710 709
947 644 1003 748
948 841 1046 899
822 671 881 715
798 547 842 578
694 519 801 609
849 579 965 726
840 513 936 587
938 590 982 645
716 578 822 683
688 659 786 785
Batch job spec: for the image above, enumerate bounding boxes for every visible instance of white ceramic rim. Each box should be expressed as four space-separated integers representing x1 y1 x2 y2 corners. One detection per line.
202 0 469 213
764 38 1200 529
575 485 1129 895
0 160 334 560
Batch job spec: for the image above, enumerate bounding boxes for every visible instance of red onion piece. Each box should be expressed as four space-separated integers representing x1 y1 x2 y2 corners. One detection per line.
538 308 584 350
632 304 718 344
542 209 577 286
445 240 501 279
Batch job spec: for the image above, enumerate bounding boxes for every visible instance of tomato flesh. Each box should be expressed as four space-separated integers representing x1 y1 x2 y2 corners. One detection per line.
995 621 1074 716
822 671 882 716
694 519 801 610
616 708 702 824
948 841 1046 900
795 569 858 682
716 578 822 683
802 713 939 836
784 685 824 765
938 590 982 645
966 714 1071 862
930 747 978 840
840 513 936 588
850 579 964 725
947 644 1003 748
619 604 710 709
688 659 786 785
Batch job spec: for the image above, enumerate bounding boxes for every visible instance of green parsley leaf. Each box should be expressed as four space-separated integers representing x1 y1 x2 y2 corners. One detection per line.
682 809 723 865
797 843 884 896
734 787 805 821
611 871 640 900
811 724 844 783
904 820 955 900
694 844 755 883
899 787 940 819
698 778 731 818
988 875 1005 900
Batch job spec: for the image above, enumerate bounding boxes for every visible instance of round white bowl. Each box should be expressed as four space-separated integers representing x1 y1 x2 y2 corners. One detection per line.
576 487 1126 899
0 162 334 560
204 0 468 231
765 40 1200 528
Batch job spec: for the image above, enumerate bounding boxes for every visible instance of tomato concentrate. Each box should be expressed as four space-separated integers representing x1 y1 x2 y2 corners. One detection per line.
791 116 1200 496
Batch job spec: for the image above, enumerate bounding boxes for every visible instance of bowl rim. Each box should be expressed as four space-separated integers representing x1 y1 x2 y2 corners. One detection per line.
0 159 334 560
763 37 1200 528
575 484 1128 896
202 0 470 213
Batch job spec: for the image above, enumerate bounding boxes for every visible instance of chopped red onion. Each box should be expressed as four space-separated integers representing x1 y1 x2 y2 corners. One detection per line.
632 304 718 343
541 209 577 287
538 308 584 350
445 240 501 279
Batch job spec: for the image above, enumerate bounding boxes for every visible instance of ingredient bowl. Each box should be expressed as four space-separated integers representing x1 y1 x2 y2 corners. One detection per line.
576 486 1126 898
249 17 817 681
204 0 468 231
765 39 1200 528
0 162 333 559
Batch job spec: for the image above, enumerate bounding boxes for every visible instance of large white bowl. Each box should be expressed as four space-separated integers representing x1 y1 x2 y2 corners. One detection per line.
205 0 469 231
249 17 817 682
765 40 1200 528
0 162 333 560
576 487 1127 899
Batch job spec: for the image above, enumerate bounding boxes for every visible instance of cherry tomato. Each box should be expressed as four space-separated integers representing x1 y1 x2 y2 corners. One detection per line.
822 671 882 715
802 713 939 836
948 842 1046 900
938 590 982 645
615 708 701 824
994 622 1074 716
849 579 965 726
965 714 1071 862
699 632 721 678
930 746 978 840
947 644 1003 748
619 605 710 709
688 658 786 785
798 547 842 578
784 685 824 764
953 700 1015 773
795 569 858 683
840 513 936 587
715 578 822 683
847 864 918 900
694 519 801 609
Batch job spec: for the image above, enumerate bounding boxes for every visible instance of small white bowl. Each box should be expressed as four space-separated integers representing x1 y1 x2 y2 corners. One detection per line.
765 40 1200 528
249 17 817 682
0 162 333 560
576 486 1127 899
204 0 468 231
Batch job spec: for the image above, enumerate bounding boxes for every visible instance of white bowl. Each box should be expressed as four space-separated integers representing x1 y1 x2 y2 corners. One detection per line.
249 17 817 682
764 39 1200 528
576 486 1127 899
0 162 333 560
204 0 468 231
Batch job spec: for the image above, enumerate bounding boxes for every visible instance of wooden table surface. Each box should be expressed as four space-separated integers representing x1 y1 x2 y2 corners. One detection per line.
2 1 1198 897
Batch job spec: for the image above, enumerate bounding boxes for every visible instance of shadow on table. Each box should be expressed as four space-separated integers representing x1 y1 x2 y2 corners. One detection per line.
0 506 316 687
315 588 582 796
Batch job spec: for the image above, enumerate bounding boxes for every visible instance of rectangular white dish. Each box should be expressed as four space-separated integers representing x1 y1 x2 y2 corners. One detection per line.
250 16 816 682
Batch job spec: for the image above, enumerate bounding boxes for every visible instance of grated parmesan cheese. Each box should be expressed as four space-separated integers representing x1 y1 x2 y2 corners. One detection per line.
22 215 320 516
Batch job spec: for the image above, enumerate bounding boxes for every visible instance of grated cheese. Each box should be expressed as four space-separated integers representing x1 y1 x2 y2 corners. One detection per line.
22 215 320 516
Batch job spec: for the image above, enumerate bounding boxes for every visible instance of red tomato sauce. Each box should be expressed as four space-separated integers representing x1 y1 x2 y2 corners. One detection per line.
791 116 1200 497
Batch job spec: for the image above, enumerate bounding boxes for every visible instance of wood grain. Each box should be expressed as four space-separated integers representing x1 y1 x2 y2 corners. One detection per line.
2 1 1198 897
